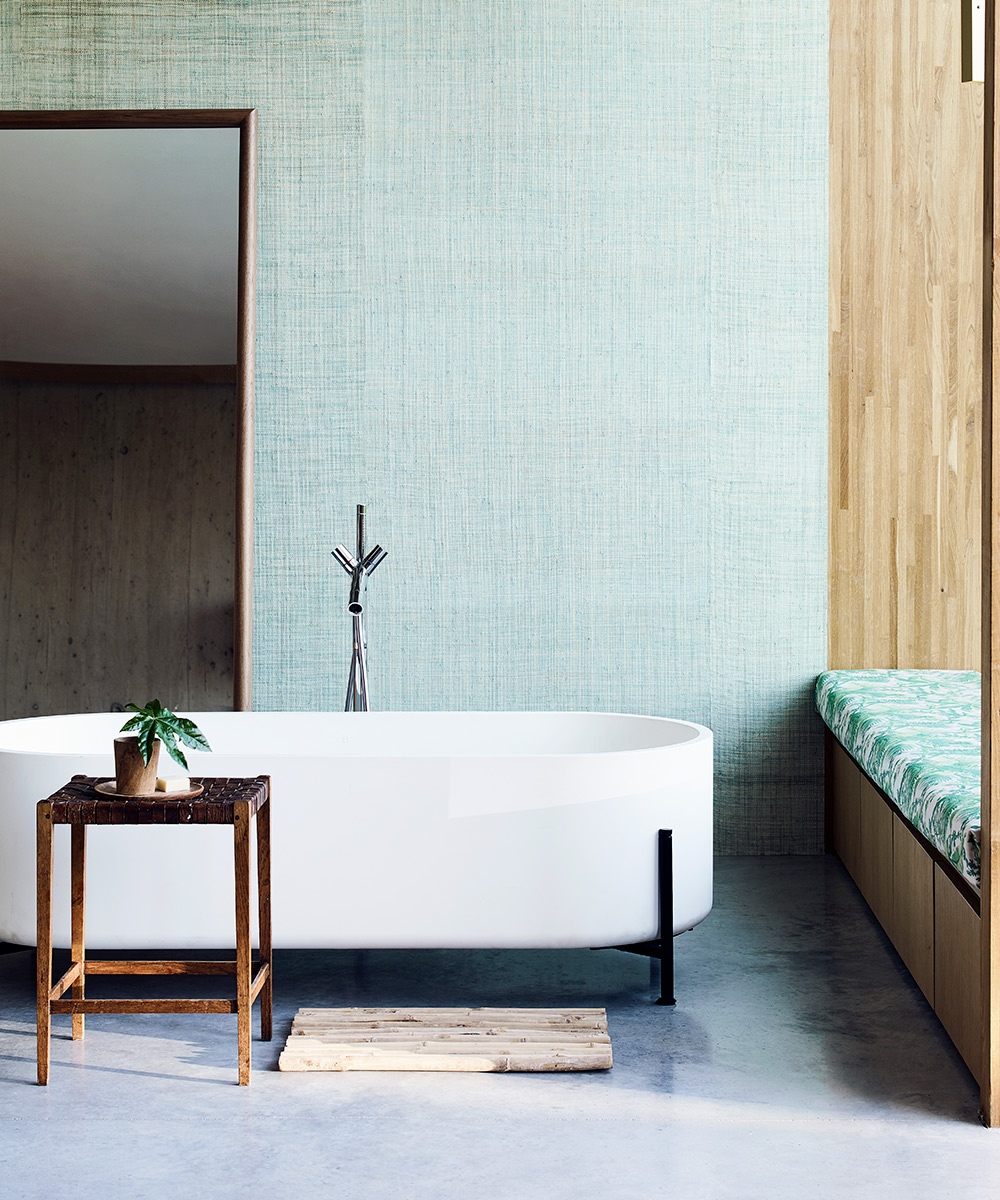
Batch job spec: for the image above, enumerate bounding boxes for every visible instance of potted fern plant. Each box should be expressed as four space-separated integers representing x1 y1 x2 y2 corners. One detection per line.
113 699 212 795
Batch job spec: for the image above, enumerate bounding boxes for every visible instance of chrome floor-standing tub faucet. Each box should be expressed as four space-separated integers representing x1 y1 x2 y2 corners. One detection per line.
332 504 387 712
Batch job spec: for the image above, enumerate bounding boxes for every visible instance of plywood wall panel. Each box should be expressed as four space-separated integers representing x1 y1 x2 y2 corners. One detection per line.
830 0 983 668
0 379 236 718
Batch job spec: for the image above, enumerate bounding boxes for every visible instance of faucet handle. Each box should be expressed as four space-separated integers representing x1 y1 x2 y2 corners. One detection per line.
362 545 387 573
332 545 358 573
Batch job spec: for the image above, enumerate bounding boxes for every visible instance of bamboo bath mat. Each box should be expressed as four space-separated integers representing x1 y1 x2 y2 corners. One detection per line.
278 1006 612 1072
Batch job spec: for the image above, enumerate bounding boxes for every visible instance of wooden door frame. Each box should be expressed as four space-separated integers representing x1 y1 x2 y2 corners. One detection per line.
985 0 999 1126
0 108 256 711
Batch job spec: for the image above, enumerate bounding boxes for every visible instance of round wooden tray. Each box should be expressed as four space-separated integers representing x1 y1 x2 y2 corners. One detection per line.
94 780 204 800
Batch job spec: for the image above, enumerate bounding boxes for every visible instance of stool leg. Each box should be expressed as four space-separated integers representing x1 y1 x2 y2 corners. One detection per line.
71 825 86 1039
234 800 252 1085
257 787 272 1042
36 802 53 1085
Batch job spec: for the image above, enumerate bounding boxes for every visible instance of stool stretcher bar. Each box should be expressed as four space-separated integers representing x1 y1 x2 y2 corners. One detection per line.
51 998 239 1015
49 962 269 1006
85 959 250 975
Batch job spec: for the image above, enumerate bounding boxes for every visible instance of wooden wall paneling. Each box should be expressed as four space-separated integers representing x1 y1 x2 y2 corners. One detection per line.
0 380 236 718
858 776 894 934
830 0 983 670
891 814 935 1003
935 863 983 1082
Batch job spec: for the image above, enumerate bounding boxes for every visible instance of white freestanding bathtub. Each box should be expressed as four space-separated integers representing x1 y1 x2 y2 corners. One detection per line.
0 711 712 950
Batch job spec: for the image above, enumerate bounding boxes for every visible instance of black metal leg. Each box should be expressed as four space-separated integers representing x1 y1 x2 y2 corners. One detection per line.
604 828 677 1004
655 828 676 1006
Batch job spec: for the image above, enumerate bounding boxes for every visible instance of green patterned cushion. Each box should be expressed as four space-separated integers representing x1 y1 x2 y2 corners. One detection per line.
815 670 981 887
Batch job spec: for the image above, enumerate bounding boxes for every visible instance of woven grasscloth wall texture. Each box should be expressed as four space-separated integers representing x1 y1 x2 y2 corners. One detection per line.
1 1 828 854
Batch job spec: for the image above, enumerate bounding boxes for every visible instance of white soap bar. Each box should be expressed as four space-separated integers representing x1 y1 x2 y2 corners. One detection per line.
156 775 190 793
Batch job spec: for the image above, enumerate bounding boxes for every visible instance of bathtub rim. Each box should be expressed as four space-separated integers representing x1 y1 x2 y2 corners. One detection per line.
0 710 712 760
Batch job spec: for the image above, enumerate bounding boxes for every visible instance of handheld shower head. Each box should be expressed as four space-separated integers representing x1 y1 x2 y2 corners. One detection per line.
356 504 366 561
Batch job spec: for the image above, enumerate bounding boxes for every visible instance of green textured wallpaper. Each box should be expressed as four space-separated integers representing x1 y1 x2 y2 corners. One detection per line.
0 0 828 853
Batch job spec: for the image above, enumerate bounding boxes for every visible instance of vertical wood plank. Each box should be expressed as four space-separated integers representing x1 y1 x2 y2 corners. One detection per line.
234 800 252 1085
982 0 1000 1127
234 109 256 713
70 824 86 1040
35 802 52 1086
830 0 983 669
0 379 236 718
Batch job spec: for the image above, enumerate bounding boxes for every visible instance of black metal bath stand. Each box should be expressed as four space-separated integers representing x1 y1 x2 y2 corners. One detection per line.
612 829 676 1005
332 504 387 712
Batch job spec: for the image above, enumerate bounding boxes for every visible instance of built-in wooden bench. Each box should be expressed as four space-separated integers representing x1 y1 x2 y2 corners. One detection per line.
826 731 981 1079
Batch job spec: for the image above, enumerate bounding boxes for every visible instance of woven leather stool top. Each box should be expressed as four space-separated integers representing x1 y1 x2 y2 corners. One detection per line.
44 775 270 825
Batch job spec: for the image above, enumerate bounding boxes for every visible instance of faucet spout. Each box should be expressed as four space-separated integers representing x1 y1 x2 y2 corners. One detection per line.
348 566 365 614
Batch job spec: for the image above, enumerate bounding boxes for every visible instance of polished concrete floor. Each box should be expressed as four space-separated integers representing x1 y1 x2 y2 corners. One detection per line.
1 856 998 1198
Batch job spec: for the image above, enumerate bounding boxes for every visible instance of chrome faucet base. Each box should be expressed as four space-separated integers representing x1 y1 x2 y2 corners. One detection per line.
333 504 386 712
344 612 370 712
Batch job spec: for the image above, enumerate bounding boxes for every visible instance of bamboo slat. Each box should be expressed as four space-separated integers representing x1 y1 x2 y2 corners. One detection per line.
279 1048 612 1073
289 1028 604 1042
293 1007 606 1022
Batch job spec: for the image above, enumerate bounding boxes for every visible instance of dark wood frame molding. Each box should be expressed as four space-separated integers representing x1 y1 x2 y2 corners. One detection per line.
0 108 257 711
0 362 238 385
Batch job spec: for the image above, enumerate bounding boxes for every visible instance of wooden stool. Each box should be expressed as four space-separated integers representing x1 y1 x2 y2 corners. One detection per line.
36 774 272 1086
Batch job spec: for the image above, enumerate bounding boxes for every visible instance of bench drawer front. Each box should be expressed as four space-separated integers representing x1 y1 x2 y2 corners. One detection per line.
859 775 893 933
934 865 982 1083
828 734 861 881
892 814 934 1003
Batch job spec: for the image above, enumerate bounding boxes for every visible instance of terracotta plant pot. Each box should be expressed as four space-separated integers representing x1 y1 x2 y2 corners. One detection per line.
113 735 160 795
